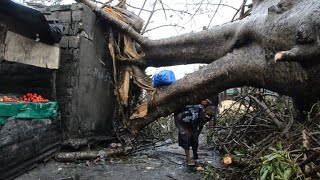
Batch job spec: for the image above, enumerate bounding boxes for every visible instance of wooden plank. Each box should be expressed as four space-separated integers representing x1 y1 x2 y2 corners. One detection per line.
4 31 60 69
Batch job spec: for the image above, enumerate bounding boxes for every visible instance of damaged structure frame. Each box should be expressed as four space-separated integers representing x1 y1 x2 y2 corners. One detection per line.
0 1 116 179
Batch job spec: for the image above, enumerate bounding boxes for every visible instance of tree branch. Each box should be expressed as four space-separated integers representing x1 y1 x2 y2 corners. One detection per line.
207 0 221 28
143 19 247 66
76 0 150 46
249 95 283 129
141 0 158 35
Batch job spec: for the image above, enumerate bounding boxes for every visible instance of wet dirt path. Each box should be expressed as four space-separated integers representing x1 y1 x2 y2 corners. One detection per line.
17 134 221 180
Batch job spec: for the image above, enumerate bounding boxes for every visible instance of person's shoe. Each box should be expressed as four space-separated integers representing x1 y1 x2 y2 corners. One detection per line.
186 160 196 166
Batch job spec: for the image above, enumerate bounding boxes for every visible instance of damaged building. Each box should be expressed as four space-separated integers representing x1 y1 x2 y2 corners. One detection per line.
0 1 116 179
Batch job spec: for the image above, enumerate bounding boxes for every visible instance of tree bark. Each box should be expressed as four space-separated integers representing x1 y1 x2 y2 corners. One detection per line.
55 147 133 162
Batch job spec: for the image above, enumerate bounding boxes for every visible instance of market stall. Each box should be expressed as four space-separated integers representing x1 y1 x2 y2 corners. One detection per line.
0 1 62 179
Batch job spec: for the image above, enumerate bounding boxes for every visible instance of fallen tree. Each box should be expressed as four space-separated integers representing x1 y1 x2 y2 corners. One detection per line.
77 0 320 136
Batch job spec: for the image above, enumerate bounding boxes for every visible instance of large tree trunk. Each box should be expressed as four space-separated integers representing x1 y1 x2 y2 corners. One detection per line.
78 0 320 136
128 43 314 134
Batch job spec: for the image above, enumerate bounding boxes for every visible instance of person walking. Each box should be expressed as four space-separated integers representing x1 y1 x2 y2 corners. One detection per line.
174 97 217 165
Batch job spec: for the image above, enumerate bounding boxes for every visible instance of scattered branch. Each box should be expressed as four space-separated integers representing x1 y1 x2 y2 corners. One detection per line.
55 147 133 162
249 95 283 129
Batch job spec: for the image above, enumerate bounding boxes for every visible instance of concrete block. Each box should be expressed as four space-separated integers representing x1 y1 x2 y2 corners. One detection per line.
71 3 83 11
49 11 71 23
71 22 84 35
50 4 72 12
72 49 80 61
60 22 71 35
68 36 80 48
72 10 82 22
59 36 69 48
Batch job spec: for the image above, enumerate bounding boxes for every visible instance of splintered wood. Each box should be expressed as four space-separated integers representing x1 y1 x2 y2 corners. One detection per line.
223 154 233 165
130 102 148 119
118 66 131 106
103 1 151 109
124 36 143 59
222 154 248 167
131 65 155 91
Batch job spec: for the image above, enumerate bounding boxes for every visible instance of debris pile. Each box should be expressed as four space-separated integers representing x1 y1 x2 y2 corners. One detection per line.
205 88 320 179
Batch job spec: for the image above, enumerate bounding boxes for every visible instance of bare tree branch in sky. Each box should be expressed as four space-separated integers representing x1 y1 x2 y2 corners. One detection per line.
231 0 251 22
207 0 221 28
137 0 147 16
143 24 185 34
141 0 157 35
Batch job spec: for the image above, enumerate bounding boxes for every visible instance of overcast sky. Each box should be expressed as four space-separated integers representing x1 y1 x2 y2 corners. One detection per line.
16 0 250 79
121 0 246 79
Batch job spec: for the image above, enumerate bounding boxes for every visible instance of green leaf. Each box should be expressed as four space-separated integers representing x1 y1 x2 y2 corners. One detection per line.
276 165 283 177
283 169 292 180
279 162 286 172
271 172 275 180
266 154 279 162
260 169 269 180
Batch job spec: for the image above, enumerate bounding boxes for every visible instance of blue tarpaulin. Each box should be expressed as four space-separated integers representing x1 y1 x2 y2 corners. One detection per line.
153 70 176 87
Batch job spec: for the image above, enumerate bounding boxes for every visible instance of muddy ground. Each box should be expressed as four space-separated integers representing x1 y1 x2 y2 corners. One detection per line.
17 133 223 180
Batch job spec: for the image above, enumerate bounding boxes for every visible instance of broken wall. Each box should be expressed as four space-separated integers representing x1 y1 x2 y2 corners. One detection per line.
44 4 116 139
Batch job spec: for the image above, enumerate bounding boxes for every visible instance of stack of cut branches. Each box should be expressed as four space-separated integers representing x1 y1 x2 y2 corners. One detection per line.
206 87 320 179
